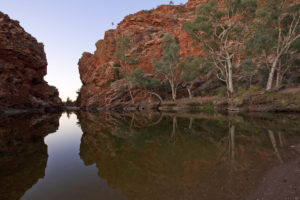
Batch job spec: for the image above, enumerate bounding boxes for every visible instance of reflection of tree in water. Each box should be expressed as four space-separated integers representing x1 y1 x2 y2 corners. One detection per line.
0 113 61 200
78 112 300 200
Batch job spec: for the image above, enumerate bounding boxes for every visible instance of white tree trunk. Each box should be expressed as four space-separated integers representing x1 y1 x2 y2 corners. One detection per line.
129 89 135 104
148 92 163 103
266 58 279 91
227 57 234 95
187 88 192 99
187 82 194 99
170 81 176 101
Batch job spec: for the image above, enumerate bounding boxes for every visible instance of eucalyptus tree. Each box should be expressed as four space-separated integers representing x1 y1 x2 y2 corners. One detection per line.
183 0 258 96
129 68 164 103
115 36 139 103
241 59 258 88
153 34 181 101
248 0 300 90
181 57 211 99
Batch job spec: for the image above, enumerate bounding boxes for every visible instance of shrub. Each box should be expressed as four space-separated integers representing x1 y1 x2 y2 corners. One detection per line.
237 87 247 96
215 86 227 97
114 63 121 67
203 101 214 114
249 86 260 93
113 68 121 80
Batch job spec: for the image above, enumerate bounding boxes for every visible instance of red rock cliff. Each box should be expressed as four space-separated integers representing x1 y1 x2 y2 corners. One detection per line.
0 12 61 110
78 0 211 108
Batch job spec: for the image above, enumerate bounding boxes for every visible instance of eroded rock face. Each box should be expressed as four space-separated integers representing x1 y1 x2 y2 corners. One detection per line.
0 12 61 109
78 0 209 108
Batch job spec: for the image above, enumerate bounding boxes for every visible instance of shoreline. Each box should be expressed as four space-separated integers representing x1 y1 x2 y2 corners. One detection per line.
79 87 300 113
2 87 300 115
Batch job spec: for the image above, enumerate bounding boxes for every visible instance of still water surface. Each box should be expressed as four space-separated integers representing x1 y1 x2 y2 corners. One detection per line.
0 112 299 200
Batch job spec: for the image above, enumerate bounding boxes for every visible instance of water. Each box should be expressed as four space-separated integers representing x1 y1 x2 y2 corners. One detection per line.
0 111 299 200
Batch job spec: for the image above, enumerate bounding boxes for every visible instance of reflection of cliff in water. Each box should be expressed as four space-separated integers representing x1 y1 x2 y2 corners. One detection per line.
0 113 61 200
78 112 300 200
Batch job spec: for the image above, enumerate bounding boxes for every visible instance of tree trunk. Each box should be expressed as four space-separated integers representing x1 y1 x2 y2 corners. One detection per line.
276 68 282 89
171 81 176 101
148 92 163 103
129 89 135 104
266 58 279 91
187 82 194 99
227 56 234 96
187 88 192 99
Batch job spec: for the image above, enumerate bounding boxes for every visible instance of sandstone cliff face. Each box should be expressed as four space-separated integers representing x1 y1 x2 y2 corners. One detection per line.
0 12 61 110
78 0 208 108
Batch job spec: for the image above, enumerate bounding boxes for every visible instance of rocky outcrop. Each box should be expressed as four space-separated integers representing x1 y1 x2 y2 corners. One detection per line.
0 12 61 110
78 0 207 108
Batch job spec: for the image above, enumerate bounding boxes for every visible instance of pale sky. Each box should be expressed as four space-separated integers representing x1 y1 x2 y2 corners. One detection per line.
0 0 187 101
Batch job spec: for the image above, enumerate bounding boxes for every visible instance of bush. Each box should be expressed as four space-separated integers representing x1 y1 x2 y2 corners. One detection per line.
215 86 227 97
203 102 214 114
114 63 121 67
114 68 121 80
249 86 260 93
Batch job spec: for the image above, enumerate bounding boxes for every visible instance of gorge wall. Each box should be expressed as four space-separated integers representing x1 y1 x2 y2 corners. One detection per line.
78 0 212 108
0 12 61 110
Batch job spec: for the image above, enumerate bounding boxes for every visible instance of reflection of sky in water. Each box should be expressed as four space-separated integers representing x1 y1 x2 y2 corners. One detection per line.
21 113 127 200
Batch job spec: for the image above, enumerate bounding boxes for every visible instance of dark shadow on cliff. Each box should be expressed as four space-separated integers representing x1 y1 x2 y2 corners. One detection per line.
77 111 300 200
0 113 61 200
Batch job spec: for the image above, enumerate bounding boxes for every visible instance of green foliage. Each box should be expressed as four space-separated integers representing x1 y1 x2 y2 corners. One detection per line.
241 59 258 87
65 97 74 106
215 86 228 97
237 87 248 95
241 59 257 76
113 62 121 67
129 68 162 90
116 36 139 67
113 68 121 80
203 101 214 114
116 36 131 61
183 0 258 45
249 86 260 93
153 33 182 100
183 0 258 95
247 0 300 88
153 34 180 77
180 57 211 83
